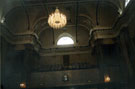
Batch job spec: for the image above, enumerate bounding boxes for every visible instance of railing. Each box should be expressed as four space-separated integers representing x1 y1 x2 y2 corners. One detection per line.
33 63 98 72
33 63 120 72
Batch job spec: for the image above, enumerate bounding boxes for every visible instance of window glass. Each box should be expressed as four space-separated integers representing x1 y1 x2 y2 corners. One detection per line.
57 37 74 45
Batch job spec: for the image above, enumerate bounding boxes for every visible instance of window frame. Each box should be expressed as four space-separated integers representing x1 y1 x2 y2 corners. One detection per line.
56 33 75 47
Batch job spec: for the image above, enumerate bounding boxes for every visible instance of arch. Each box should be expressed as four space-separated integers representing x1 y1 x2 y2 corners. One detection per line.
57 36 74 45
57 33 74 46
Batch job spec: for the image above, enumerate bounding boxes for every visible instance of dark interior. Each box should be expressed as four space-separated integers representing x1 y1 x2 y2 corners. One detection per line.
0 0 135 89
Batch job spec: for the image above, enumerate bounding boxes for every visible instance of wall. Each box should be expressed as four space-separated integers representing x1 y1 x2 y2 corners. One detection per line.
39 26 89 48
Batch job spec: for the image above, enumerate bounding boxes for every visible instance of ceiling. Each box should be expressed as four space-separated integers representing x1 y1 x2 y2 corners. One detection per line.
1 1 135 88
0 0 126 50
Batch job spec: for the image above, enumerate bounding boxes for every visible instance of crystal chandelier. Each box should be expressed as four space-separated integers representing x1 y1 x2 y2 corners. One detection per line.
48 8 67 29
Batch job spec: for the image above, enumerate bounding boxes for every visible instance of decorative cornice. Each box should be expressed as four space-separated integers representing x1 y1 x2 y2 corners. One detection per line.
89 0 135 42
0 24 41 47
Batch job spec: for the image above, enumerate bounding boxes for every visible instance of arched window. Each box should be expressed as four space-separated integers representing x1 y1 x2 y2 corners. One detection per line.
57 36 74 45
125 0 130 7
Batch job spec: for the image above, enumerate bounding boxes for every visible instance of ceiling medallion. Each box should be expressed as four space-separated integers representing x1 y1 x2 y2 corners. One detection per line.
48 8 67 29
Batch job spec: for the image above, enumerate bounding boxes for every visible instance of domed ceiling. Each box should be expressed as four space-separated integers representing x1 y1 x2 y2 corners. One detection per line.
0 0 125 49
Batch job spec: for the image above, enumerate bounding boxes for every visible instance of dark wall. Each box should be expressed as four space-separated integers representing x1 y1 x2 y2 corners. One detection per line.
119 30 135 88
1 36 133 89
1 37 25 89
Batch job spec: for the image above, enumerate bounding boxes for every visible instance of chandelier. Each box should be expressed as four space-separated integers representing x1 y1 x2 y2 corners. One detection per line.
48 8 67 29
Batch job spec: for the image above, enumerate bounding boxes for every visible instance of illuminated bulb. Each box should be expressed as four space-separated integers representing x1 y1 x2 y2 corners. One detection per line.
0 18 5 23
20 82 26 88
48 8 67 29
104 75 111 83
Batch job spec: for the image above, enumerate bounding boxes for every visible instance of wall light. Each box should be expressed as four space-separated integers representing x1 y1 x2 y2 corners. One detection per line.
104 75 111 83
0 17 5 24
20 82 26 88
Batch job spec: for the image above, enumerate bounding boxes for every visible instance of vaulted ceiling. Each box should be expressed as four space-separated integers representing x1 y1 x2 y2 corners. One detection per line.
0 0 128 50
1 1 135 89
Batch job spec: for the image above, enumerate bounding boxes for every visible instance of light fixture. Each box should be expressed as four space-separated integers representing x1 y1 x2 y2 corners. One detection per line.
20 82 26 88
48 8 67 29
104 75 111 83
0 17 5 24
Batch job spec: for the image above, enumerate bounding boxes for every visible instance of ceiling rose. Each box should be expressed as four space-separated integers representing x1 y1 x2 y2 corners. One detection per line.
48 8 67 29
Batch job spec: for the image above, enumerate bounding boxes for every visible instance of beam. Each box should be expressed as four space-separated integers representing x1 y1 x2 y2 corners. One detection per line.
40 50 90 56
20 0 30 30
75 1 79 43
96 0 99 25
23 0 118 7
41 0 55 44
39 46 91 56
